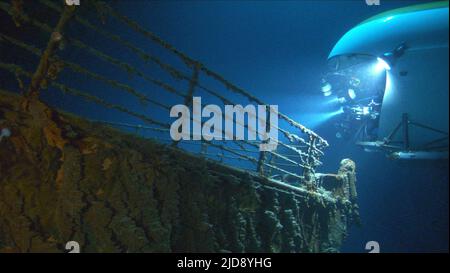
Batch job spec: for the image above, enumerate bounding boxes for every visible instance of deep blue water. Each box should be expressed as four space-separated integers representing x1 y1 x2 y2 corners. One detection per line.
1 0 447 252
106 0 447 253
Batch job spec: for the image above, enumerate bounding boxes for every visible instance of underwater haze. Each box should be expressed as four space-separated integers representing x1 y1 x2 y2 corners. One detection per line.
108 0 448 253
0 0 448 253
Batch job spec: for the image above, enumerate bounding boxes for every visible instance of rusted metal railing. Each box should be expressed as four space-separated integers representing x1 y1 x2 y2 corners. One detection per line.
0 0 329 185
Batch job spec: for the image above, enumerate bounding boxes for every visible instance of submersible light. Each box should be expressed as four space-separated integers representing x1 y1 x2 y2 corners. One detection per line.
383 16 394 23
374 57 391 73
348 88 356 100
362 106 370 116
337 97 346 104
321 82 332 96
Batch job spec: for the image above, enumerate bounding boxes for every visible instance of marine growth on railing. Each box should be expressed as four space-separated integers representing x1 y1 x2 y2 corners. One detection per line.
0 0 329 184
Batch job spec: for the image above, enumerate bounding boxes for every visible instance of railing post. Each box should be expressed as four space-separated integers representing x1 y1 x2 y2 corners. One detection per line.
303 135 317 188
219 147 224 163
27 5 76 100
257 105 271 176
256 149 267 176
135 124 142 136
172 62 200 147
266 154 275 177
201 141 208 156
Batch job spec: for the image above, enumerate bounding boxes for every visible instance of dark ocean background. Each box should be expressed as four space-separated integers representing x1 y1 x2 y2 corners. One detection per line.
108 0 448 253
1 0 448 252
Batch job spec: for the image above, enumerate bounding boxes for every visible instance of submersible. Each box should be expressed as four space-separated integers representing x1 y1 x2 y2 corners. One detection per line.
323 1 449 160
